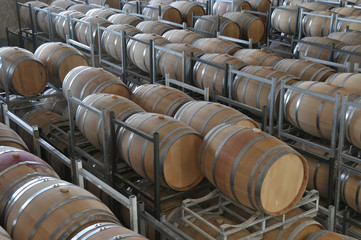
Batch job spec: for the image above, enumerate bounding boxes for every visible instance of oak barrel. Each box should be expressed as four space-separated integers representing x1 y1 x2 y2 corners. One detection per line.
107 13 142 26
213 0 251 16
345 96 361 149
142 4 182 23
271 5 299 35
54 10 85 41
76 93 145 150
130 84 193 116
0 47 47 96
193 53 247 95
62 66 130 100
233 48 283 67
74 16 111 47
162 29 203 44
328 31 361 45
174 100 260 137
330 6 361 16
67 3 94 13
274 59 335 82
249 0 270 17
126 33 171 73
85 8 116 19
50 0 75 9
300 2 333 11
200 124 308 215
35 42 88 88
194 15 240 38
39 88 68 117
117 112 204 190
306 230 357 239
170 1 205 26
307 158 331 198
336 45 361 72
20 1 49 28
326 73 361 93
192 38 242 54
36 6 65 35
136 21 173 35
0 122 28 151
302 11 333 37
341 163 361 213
337 16 361 32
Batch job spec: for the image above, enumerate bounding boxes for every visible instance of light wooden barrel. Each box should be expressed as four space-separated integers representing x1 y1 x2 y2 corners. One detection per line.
162 29 203 44
149 0 174 4
271 5 299 35
213 0 251 16
345 96 361 149
233 48 283 67
194 53 247 95
85 8 116 18
34 42 88 88
326 73 361 93
3 177 119 240
71 222 147 240
274 59 335 82
0 146 59 216
131 84 193 116
157 43 204 84
233 66 298 115
76 93 145 150
302 11 333 37
336 45 361 72
330 7 361 16
8 29 35 53
62 66 130 100
224 11 265 44
0 47 48 96
107 13 142 26
284 81 356 140
142 4 182 23
136 21 173 35
300 2 333 11
341 163 361 213
337 16 361 32
0 226 10 240
192 38 242 55
248 0 270 16
101 24 142 62
74 16 111 46
126 33 171 73
121 1 140 14
50 0 76 9
200 124 308 215
306 230 357 239
117 112 204 190
295 37 346 61
170 1 205 26
39 88 68 117
0 122 28 151
328 31 361 45
20 1 49 28
36 6 65 34
194 15 240 38
67 3 94 13
1 95 41 119
174 100 260 137
307 157 331 198
54 10 85 41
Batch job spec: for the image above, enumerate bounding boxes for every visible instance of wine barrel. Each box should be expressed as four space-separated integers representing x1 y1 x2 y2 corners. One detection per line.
307 157 331 198
248 0 270 16
233 48 283 67
50 0 76 9
20 1 49 28
162 29 203 44
337 16 361 32
101 24 142 62
71 222 147 240
107 13 142 26
136 21 173 35
0 226 10 240
0 122 28 151
336 45 361 72
0 146 59 216
294 37 346 61
67 3 94 13
330 6 361 16
39 88 68 117
0 47 47 96
142 4 182 24
326 73 361 93
174 101 260 137
306 230 357 239
170 1 205 26
194 15 240 38
271 5 299 35
149 0 174 4
62 66 130 100
328 31 361 45
157 43 204 84
74 16 111 47
1 95 41 119
117 112 204 191
76 93 145 150
233 66 298 116
126 33 171 73
8 28 35 52
85 8 116 19
122 1 141 14
224 11 265 44
193 53 247 95
200 124 308 216
54 10 85 41
284 81 356 140
274 59 335 82
302 11 333 37
36 6 65 35
130 84 193 116
3 177 119 240
300 2 333 11
213 0 251 16
192 38 242 55
341 163 361 213
34 42 89 88
345 96 361 149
